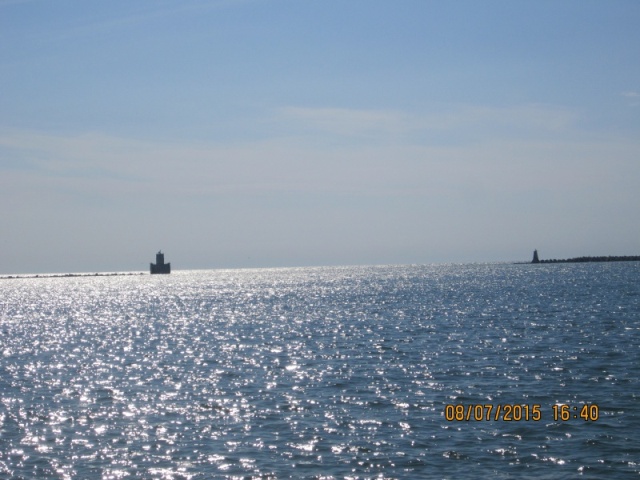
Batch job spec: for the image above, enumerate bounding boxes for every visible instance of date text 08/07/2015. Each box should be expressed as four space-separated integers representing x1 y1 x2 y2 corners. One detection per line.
444 404 600 422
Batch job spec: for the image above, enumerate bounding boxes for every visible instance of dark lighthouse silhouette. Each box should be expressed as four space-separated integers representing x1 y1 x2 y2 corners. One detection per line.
150 251 171 274
532 249 540 264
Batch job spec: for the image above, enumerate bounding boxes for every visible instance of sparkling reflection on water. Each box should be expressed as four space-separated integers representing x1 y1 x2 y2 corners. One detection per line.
1 263 640 478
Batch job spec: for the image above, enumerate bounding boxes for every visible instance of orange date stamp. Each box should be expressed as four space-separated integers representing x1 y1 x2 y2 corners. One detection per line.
444 403 599 421
445 403 542 421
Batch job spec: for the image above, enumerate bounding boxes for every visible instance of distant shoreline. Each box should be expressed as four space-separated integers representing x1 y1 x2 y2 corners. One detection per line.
0 272 146 280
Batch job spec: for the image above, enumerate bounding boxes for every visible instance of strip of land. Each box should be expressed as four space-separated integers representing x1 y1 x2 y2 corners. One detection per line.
0 272 145 280
535 255 640 264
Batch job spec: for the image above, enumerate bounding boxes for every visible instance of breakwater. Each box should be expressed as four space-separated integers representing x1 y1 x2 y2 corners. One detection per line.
535 255 640 264
0 272 145 280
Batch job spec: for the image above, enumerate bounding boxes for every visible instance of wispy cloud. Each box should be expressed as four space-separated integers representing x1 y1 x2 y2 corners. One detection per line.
622 91 640 107
277 104 581 145
279 107 409 137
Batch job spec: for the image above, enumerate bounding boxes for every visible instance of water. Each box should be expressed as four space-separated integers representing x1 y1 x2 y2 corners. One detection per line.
1 263 639 479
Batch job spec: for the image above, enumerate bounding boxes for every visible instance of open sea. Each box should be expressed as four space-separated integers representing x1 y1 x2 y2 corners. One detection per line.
1 263 639 479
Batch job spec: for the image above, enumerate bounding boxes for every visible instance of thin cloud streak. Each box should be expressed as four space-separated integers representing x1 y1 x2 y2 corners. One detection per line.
279 104 581 140
622 91 640 107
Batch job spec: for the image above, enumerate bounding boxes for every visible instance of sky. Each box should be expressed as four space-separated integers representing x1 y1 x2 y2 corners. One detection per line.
1 0 639 274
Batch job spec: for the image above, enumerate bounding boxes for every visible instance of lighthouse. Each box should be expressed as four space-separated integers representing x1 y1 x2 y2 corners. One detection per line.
150 251 171 274
532 249 540 264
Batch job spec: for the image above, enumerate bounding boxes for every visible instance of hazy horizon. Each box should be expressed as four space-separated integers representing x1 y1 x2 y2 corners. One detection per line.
3 252 639 277
2 1 639 275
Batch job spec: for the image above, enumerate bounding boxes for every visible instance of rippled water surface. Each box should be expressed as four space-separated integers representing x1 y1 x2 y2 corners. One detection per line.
1 263 640 479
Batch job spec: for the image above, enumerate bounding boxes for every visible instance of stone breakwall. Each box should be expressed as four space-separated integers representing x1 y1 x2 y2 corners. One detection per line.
1 272 145 280
537 255 640 264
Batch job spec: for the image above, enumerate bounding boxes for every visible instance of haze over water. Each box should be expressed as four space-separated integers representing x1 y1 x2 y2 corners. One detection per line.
1 263 639 478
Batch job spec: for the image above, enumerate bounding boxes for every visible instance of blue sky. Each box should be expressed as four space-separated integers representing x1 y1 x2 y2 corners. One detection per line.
1 0 639 273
